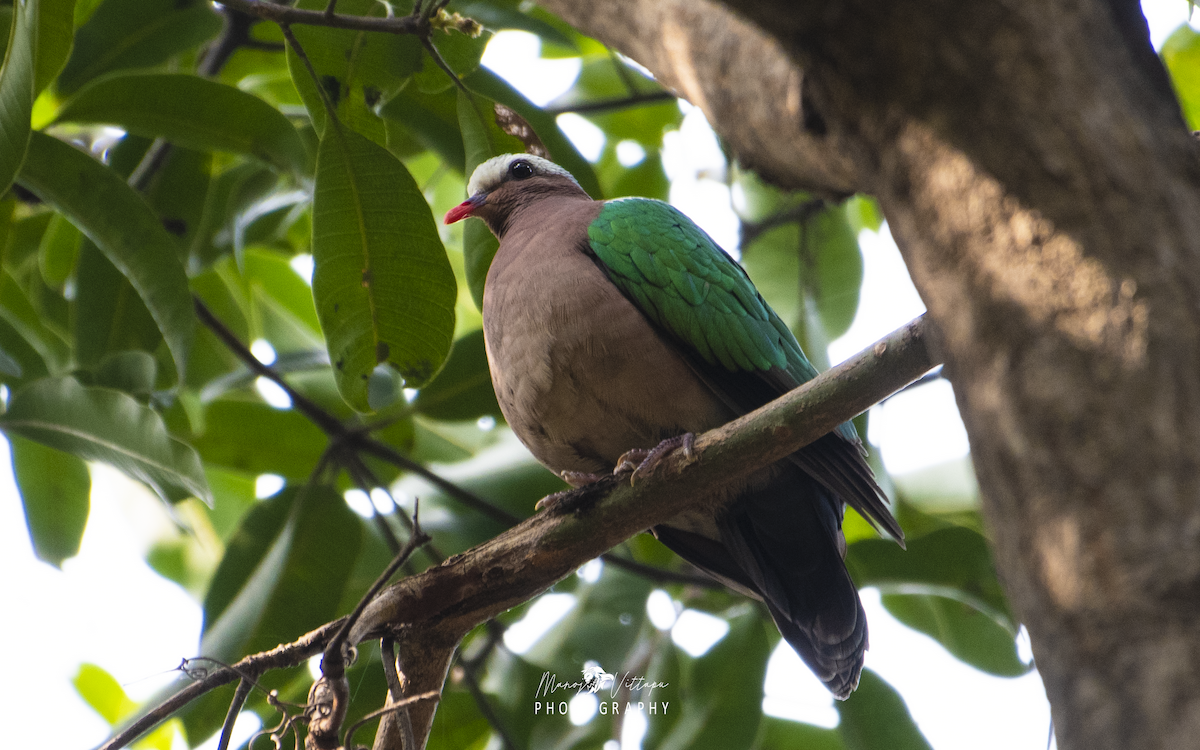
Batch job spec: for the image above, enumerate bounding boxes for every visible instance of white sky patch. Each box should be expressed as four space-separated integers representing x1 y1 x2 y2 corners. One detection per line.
645 589 678 631
670 609 729 657
289 253 314 285
662 107 740 252
481 31 581 106
616 139 646 167
250 338 277 365
621 705 648 750
254 376 292 409
1143 0 1194 48
255 473 285 499
859 588 1054 750
503 593 577 654
344 489 374 518
195 712 261 750
369 488 396 514
762 639 839 728
870 379 971 475
577 557 604 583
569 692 599 725
556 113 606 161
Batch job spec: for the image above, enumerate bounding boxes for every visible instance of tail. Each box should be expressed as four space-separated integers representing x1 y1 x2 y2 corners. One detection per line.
657 468 867 698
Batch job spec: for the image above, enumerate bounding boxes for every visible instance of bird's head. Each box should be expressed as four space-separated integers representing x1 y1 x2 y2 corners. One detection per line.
444 154 586 235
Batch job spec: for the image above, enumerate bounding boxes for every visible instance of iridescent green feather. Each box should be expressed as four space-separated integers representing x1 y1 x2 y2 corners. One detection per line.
588 198 860 443
588 199 811 377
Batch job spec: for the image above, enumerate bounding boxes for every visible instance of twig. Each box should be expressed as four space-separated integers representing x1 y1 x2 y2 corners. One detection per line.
194 296 344 434
739 198 827 247
600 553 722 588
217 0 425 35
542 91 676 116
323 508 432 680
342 691 441 750
99 619 345 750
127 139 174 193
216 678 254 750
199 4 258 77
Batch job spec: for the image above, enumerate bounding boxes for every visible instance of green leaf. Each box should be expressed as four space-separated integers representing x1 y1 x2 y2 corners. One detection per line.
189 399 327 480
312 123 457 411
836 669 932 750
381 86 467 170
243 247 322 334
847 526 1026 675
0 0 35 196
0 268 70 372
199 484 362 660
35 0 75 94
0 315 47 384
0 376 211 504
36 211 81 287
57 0 222 95
754 716 846 750
57 72 310 175
285 0 423 143
1163 25 1200 130
17 131 195 381
72 239 163 370
95 349 157 396
11 432 90 567
73 663 137 726
881 592 1028 676
656 609 768 749
413 328 502 421
806 204 863 340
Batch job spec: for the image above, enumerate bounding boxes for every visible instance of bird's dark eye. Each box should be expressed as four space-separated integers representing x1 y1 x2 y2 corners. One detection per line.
509 160 535 180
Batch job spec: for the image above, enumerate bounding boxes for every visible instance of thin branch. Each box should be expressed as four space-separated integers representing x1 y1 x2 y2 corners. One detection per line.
99 619 345 750
217 0 425 35
194 296 344 434
542 91 676 116
342 691 440 750
353 435 523 526
600 553 723 588
216 678 254 750
739 198 827 247
323 510 432 680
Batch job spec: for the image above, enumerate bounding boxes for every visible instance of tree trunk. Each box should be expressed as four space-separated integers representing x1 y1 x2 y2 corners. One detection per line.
537 1 1200 747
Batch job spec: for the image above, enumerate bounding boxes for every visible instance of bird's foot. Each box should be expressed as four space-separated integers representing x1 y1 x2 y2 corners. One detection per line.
615 433 696 486
535 470 611 512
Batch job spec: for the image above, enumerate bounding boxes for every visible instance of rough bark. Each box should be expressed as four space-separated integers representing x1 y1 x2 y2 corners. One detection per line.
537 1 1200 747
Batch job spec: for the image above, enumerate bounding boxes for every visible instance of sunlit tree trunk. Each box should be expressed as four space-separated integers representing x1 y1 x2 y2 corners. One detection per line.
538 1 1200 747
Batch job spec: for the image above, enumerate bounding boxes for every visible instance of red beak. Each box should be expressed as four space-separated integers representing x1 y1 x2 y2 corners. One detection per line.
444 195 485 224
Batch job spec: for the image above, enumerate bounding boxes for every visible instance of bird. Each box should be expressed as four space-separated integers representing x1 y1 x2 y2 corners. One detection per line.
444 153 903 698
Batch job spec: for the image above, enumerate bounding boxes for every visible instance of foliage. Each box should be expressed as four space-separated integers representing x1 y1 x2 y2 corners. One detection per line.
0 0 1046 747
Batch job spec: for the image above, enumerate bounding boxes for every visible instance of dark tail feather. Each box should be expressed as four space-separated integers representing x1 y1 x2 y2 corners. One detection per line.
717 472 868 700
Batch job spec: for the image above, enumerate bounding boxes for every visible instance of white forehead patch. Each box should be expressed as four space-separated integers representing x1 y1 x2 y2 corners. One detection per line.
466 154 578 197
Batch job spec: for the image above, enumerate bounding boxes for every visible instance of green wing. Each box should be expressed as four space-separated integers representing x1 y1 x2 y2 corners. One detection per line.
588 198 902 541
588 198 820 381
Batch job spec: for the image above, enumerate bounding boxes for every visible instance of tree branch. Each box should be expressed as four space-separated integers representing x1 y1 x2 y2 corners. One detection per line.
348 316 936 745
99 619 345 750
216 0 425 35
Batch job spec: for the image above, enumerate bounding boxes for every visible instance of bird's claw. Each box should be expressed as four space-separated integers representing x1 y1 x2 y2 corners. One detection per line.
615 433 696 486
535 470 610 512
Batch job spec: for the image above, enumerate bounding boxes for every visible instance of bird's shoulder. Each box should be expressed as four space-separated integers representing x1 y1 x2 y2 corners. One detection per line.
587 198 812 379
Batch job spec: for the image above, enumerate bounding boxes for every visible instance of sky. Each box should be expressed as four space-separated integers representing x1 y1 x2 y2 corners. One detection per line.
4 2 1194 748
